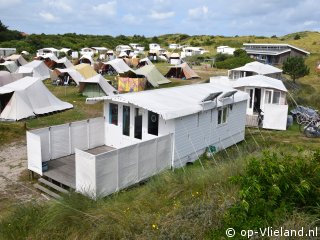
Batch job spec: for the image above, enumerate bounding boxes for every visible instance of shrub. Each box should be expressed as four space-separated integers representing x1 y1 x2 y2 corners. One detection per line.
294 34 301 40
212 150 320 238
215 56 253 69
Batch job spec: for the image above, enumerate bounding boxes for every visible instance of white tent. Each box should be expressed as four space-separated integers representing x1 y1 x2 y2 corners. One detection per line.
103 59 132 74
56 57 73 68
5 54 28 66
0 71 23 87
0 77 73 121
138 57 153 67
17 60 50 81
79 74 117 97
79 55 94 65
0 61 18 73
54 68 85 85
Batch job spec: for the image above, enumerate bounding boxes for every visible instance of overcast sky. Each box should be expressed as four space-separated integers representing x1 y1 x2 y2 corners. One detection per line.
1 0 319 36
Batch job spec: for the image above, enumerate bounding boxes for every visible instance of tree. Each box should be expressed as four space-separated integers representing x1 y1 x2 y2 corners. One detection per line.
282 57 309 82
233 49 247 57
0 20 8 32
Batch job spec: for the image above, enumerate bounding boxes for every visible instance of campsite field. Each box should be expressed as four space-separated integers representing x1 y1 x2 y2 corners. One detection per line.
0 32 320 239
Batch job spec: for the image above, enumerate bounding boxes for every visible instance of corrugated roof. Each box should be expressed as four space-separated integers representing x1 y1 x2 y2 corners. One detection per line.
211 75 287 92
231 61 282 75
86 83 248 120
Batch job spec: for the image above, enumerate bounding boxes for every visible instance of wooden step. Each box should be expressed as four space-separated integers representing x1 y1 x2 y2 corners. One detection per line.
38 178 69 194
34 183 62 200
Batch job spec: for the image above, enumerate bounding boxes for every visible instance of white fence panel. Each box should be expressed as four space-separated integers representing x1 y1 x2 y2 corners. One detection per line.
138 139 157 181
118 144 139 189
89 117 105 149
27 132 43 175
95 150 118 197
70 120 89 153
50 124 70 159
32 128 50 162
75 149 96 198
156 135 172 171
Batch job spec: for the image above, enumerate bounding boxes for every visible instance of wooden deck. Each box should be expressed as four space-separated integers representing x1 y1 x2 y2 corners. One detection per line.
43 145 115 189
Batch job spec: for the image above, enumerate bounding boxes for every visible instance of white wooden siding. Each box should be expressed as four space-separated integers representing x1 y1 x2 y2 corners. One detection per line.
173 100 247 167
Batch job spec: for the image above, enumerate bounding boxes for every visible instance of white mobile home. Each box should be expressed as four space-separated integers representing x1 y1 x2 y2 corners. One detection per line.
169 44 181 50
149 43 161 51
36 48 59 57
27 83 248 198
129 43 145 53
211 75 288 130
181 47 208 58
217 46 235 55
228 61 283 80
80 48 95 57
0 48 16 57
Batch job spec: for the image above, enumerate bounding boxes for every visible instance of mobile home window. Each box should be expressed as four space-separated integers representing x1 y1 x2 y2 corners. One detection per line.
122 106 130 136
218 106 228 125
265 90 272 104
109 103 118 125
272 91 281 104
148 111 159 136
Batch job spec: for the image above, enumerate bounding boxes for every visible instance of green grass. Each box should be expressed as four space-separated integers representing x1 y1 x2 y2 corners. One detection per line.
0 126 319 239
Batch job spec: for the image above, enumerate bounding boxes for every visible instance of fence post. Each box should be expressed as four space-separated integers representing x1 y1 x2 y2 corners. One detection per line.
69 122 72 155
87 119 90 149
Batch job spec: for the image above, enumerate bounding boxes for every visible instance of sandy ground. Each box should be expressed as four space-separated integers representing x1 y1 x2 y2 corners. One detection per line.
0 140 43 205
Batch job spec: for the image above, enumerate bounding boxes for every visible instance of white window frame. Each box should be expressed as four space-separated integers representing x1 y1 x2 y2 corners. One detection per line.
217 106 229 126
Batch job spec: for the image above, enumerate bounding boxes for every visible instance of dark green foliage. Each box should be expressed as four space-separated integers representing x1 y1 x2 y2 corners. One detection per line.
213 150 320 238
215 55 253 69
271 35 277 38
0 20 24 42
283 57 310 82
215 53 231 62
294 34 301 40
233 49 247 57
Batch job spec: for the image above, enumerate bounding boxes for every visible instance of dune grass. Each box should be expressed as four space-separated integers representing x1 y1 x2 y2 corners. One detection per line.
0 125 319 239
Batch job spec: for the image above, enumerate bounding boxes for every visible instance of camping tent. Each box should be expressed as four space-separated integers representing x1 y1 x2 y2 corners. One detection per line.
137 57 153 68
73 63 97 79
78 55 94 65
0 61 18 73
5 54 28 66
56 57 73 69
17 60 50 81
53 68 85 85
102 59 132 74
0 77 73 121
165 62 199 79
135 65 171 87
79 74 117 97
0 71 23 87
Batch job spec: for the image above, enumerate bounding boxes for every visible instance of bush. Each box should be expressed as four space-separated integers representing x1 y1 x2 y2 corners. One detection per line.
212 150 320 238
233 49 247 58
215 56 253 69
294 34 301 40
215 53 231 62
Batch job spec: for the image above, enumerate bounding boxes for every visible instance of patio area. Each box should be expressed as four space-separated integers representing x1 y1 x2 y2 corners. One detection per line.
43 145 115 189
